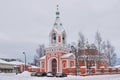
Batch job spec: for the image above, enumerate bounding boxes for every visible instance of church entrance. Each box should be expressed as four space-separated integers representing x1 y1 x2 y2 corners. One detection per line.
52 59 57 73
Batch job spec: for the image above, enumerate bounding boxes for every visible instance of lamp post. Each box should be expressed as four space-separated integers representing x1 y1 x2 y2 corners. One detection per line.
23 52 26 71
71 45 78 76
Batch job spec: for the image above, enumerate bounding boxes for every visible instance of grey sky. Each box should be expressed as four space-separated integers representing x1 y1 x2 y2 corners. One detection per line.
0 0 120 63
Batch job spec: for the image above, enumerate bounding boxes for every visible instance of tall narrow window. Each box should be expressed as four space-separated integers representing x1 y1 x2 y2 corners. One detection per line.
52 33 56 44
62 33 65 44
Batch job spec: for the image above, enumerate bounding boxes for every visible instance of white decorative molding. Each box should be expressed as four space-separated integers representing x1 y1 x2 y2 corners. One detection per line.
48 57 58 73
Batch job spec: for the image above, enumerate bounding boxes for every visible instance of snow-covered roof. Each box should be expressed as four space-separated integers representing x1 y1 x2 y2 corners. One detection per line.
108 66 112 68
71 66 76 68
100 66 105 68
114 65 120 68
80 66 86 68
40 56 46 60
9 61 25 65
0 59 27 65
61 53 75 58
31 66 40 69
0 59 10 64
91 66 96 68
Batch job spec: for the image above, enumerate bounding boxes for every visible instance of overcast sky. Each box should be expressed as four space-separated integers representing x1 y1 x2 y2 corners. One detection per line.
0 0 120 63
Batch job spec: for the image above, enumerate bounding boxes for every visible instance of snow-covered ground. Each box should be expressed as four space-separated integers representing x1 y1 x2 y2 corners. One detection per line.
0 71 120 80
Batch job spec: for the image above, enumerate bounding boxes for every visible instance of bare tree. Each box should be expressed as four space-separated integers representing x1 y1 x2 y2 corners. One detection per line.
78 32 85 49
67 44 71 49
95 31 102 62
105 40 116 66
36 44 45 57
34 44 45 66
33 55 38 66
101 41 106 53
95 32 117 67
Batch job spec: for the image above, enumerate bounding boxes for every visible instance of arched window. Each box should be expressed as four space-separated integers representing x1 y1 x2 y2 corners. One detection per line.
51 33 56 44
62 33 66 44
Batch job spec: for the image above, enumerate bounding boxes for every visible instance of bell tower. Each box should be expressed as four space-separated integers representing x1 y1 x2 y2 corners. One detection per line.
44 5 70 73
49 5 66 47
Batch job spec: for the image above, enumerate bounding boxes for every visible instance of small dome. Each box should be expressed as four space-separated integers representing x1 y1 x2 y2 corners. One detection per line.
53 21 64 34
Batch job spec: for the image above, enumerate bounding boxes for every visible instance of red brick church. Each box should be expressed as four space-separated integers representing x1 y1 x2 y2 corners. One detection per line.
40 5 107 74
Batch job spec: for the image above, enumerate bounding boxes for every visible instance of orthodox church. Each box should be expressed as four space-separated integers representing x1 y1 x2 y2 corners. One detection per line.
40 5 107 74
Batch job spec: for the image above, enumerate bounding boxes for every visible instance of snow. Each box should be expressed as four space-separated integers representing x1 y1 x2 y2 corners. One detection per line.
61 53 74 58
0 59 25 65
0 59 10 64
53 16 64 34
40 56 46 60
114 65 120 68
108 66 112 68
0 71 120 80
80 66 86 68
9 61 25 65
90 66 96 68
100 66 105 68
16 71 31 77
31 66 40 68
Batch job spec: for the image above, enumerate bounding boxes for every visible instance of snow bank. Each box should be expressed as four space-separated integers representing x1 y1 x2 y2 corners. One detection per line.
0 73 120 80
114 65 120 68
16 71 31 77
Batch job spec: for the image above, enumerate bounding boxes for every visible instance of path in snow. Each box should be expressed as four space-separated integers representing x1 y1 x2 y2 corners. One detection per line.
0 72 120 80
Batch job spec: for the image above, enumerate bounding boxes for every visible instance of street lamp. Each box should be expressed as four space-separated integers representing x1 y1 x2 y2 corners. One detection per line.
71 45 78 76
23 52 26 71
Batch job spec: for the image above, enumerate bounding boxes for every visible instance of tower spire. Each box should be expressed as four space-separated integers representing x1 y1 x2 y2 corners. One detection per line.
57 5 59 10
50 4 66 46
56 5 60 18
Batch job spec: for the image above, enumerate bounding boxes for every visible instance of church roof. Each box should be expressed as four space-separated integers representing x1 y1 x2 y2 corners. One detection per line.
61 53 75 58
52 5 65 34
0 59 10 64
0 59 25 65
9 61 25 65
40 56 46 60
